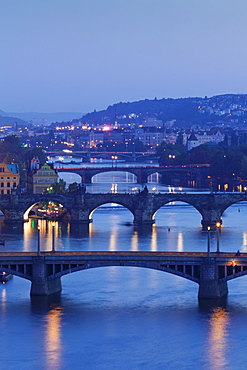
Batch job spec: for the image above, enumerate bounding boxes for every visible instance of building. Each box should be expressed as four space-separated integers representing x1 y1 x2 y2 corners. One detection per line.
186 129 225 150
26 161 58 194
0 163 20 195
187 133 199 151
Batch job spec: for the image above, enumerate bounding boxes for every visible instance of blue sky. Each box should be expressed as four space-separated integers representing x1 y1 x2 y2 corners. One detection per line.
1 0 247 113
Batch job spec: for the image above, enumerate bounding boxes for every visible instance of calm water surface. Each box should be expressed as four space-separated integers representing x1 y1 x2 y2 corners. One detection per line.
1 164 247 369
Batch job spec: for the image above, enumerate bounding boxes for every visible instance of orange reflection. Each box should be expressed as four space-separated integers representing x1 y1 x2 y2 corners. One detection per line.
131 231 138 251
150 226 157 251
242 232 247 251
45 307 63 369
177 232 183 252
207 307 229 369
109 226 118 251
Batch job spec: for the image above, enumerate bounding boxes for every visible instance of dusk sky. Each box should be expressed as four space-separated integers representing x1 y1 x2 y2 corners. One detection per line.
1 0 247 114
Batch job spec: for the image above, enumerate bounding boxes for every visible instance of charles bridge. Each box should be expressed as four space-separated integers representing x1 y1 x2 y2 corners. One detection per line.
0 190 247 229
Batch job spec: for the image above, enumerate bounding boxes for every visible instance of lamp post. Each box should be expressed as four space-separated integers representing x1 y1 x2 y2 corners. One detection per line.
207 226 211 257
216 222 221 253
51 221 55 252
37 225 41 256
111 155 117 167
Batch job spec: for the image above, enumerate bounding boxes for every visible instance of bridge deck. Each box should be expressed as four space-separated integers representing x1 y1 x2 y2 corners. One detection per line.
0 251 245 258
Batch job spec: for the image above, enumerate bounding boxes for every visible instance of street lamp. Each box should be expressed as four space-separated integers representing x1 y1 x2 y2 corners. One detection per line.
51 221 55 252
216 222 221 253
207 226 211 257
37 225 41 256
111 155 118 167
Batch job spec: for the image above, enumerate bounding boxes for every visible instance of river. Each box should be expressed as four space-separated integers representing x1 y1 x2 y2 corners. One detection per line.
1 159 247 369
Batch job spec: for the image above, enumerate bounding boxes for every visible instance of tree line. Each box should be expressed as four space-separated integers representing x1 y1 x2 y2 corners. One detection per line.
156 141 247 181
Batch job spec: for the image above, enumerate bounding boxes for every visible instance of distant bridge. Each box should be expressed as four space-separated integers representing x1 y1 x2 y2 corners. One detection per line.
46 151 157 162
1 191 247 229
56 164 209 187
0 251 246 299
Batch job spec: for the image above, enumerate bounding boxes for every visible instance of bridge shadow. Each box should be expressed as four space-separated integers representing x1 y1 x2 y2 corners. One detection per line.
198 296 228 312
70 223 90 236
133 224 153 235
30 293 62 315
1 222 24 235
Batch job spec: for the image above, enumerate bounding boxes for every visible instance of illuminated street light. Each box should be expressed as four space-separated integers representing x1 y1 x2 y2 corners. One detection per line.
207 226 211 257
51 221 55 252
37 225 41 256
111 155 118 167
216 222 221 253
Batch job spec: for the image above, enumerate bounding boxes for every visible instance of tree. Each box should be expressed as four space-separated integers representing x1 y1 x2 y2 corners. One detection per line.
68 182 79 193
24 148 47 165
0 135 23 156
49 179 67 193
186 145 216 164
156 141 185 165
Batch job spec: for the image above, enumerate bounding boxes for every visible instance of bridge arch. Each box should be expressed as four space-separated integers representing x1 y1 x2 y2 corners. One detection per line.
58 171 81 184
152 199 204 222
22 195 71 221
45 262 200 284
220 268 247 282
88 201 135 221
91 170 137 184
0 266 32 281
220 200 247 219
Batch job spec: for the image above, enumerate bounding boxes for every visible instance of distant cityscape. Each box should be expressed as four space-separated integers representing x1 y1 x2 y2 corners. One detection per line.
1 94 247 196
1 94 247 153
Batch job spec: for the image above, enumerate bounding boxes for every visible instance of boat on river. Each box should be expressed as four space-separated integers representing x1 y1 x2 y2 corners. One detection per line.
0 272 13 283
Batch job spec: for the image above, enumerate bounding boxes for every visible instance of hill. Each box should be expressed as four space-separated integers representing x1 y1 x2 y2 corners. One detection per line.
78 94 247 128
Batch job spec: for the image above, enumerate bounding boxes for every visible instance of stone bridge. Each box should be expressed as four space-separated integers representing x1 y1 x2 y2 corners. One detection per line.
56 164 209 187
1 191 247 229
0 251 246 299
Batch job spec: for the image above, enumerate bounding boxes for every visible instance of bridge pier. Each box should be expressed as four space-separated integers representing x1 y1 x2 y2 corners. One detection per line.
70 207 92 223
198 259 228 299
30 257 62 296
133 196 155 225
136 173 148 184
4 208 24 223
201 219 222 231
201 209 222 231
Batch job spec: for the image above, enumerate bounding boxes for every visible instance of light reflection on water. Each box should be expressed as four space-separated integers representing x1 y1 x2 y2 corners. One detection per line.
1 202 247 254
45 307 63 370
206 307 230 369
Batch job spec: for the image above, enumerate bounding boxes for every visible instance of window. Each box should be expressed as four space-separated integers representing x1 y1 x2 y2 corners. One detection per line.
13 182 16 187
7 190 10 194
7 183 10 187
0 167 4 172
1 190 3 194
1 183 3 187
